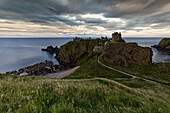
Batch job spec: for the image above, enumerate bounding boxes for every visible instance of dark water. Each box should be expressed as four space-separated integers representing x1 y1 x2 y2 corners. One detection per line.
0 38 72 73
0 37 169 73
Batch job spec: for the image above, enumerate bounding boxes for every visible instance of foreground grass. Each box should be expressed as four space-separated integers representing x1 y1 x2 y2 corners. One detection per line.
66 54 170 105
115 78 170 103
0 74 169 112
66 54 131 79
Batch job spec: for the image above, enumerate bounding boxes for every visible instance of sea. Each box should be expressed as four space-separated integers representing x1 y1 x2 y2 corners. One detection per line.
0 37 169 73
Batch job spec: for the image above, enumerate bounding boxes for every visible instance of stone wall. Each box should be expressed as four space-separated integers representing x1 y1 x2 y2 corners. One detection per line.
112 32 122 42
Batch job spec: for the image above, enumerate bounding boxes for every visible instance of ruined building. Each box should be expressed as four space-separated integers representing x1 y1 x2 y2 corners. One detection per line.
112 32 122 42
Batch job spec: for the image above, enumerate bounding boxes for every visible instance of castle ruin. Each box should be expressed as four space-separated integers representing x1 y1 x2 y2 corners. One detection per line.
112 32 122 42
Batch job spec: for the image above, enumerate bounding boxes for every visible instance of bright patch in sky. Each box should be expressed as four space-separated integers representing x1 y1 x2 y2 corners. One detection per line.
0 0 169 37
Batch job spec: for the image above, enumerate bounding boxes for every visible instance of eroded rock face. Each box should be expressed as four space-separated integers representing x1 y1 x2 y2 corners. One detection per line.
56 39 108 67
101 43 153 67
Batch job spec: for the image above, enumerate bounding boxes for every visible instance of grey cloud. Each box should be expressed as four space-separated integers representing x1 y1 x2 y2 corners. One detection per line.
0 0 169 18
75 16 107 26
104 0 170 18
0 0 169 32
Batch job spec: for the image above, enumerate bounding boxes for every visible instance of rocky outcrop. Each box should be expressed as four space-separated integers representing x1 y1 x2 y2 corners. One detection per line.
152 38 170 53
5 60 68 76
41 45 59 54
101 43 153 67
56 39 108 67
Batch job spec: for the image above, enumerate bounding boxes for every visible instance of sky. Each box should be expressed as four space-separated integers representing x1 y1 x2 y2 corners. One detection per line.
0 0 170 37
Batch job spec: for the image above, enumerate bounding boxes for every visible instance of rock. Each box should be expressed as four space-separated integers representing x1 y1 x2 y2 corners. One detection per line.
101 43 153 67
6 60 55 76
18 68 25 75
24 60 54 75
41 45 59 54
56 39 108 67
53 64 66 71
152 38 170 53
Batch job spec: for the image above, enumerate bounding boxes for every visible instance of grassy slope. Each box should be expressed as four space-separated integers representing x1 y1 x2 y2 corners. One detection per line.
158 38 170 49
0 74 169 113
66 54 131 79
70 54 170 102
100 56 170 85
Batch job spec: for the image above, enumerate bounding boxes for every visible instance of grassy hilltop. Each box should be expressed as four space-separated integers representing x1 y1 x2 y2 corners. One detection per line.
0 74 170 112
158 38 170 49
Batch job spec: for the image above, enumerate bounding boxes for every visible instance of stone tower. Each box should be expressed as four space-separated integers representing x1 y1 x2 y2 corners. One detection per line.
112 32 122 42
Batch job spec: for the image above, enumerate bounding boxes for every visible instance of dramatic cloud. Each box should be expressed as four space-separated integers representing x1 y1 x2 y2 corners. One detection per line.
0 0 169 37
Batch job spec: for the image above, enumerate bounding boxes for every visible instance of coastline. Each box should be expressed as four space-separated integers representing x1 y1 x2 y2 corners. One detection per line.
1 37 170 73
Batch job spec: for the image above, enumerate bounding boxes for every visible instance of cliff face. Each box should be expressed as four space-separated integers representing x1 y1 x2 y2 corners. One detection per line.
152 38 170 53
101 43 153 67
56 39 108 67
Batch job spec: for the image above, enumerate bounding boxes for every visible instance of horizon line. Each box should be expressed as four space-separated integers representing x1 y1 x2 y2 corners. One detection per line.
0 36 169 39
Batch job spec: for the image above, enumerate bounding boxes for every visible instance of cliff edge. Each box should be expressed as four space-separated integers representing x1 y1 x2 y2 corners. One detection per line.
56 39 108 67
101 42 153 67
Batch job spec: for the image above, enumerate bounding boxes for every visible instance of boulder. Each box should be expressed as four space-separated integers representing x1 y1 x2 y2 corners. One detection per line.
101 43 153 67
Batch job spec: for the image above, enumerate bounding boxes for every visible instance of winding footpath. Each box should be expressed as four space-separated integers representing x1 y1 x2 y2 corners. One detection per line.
97 56 164 85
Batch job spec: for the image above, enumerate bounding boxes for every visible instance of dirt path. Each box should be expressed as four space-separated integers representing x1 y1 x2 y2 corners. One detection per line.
98 57 161 84
44 66 80 78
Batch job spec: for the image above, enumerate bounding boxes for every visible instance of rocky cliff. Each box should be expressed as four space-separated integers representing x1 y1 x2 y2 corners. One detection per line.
152 38 170 53
56 39 108 67
101 42 153 67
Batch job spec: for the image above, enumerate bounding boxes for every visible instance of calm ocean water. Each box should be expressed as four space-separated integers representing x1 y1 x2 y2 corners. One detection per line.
0 38 72 73
0 37 169 73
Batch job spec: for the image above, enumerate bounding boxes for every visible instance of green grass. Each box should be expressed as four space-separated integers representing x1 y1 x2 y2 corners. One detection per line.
99 55 170 85
158 38 170 49
0 74 169 113
115 78 156 89
65 53 170 105
115 78 170 103
0 45 170 112
66 54 131 79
